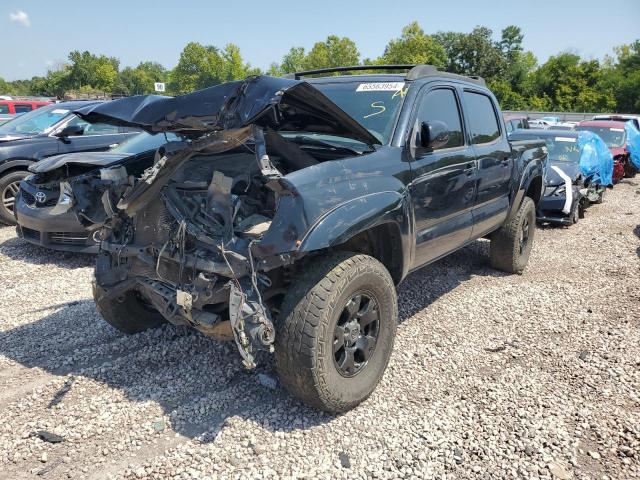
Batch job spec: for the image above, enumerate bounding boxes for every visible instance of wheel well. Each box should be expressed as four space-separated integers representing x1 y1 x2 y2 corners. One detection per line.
335 223 403 285
0 160 33 178
525 176 542 205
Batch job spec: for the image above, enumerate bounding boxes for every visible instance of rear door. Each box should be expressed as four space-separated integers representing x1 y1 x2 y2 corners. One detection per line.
408 85 477 267
461 90 512 237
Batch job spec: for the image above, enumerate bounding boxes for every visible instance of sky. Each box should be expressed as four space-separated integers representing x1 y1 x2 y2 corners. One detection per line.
1 0 639 81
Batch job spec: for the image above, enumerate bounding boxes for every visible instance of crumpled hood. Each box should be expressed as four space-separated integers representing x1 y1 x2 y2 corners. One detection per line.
29 151 130 173
546 161 581 186
74 75 380 146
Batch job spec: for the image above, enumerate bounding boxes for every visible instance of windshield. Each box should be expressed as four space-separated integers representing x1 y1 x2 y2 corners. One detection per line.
311 81 407 144
545 137 581 163
0 104 72 136
576 126 626 148
111 131 180 154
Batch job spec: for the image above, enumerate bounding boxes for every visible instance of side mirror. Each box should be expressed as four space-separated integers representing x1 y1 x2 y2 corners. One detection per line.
420 121 450 150
55 124 85 138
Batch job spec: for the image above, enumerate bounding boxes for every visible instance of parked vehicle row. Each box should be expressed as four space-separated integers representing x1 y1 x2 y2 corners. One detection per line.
505 113 640 228
4 65 548 412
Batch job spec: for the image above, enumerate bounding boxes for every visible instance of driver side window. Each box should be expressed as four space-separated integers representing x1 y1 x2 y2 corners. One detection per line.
417 89 464 150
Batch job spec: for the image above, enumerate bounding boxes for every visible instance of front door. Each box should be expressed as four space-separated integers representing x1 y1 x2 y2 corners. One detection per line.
408 86 477 268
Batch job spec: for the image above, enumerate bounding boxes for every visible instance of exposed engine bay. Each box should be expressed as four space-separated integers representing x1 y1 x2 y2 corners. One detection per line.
74 125 353 367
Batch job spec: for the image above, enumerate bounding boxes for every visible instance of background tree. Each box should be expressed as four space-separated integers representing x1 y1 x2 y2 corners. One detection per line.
530 53 615 111
303 35 360 70
117 62 168 95
378 22 446 67
169 42 224 94
0 27 637 113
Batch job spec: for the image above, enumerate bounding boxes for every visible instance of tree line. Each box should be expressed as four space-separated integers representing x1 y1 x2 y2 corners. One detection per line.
1 23 638 113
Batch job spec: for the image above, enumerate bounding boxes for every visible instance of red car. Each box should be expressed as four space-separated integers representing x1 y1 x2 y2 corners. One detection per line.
0 100 51 114
576 120 635 183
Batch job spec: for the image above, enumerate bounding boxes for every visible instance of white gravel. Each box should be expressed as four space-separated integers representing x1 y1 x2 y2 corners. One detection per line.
0 181 638 480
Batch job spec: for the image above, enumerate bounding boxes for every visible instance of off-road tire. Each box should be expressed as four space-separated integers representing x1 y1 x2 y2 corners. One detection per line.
93 283 166 334
275 252 397 413
0 170 29 226
489 196 536 274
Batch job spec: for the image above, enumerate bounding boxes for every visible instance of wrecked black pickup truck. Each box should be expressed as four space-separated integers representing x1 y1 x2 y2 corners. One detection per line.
53 66 545 412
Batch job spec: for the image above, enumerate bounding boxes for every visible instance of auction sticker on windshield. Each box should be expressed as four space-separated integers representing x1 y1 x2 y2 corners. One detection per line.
51 109 69 115
555 137 576 142
356 82 405 92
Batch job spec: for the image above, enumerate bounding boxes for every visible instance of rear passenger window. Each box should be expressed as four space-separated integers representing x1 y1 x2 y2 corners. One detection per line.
0 105 8 114
14 104 32 113
417 89 464 149
464 92 500 144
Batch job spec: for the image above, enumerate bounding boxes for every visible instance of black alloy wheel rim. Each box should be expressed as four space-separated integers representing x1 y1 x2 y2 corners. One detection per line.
2 181 20 213
519 216 530 254
333 292 380 377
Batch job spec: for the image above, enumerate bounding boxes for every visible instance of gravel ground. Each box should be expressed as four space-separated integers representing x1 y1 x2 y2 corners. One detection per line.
0 181 638 480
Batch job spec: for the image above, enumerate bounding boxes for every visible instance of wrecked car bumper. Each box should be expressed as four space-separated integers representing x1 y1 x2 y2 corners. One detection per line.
15 184 97 253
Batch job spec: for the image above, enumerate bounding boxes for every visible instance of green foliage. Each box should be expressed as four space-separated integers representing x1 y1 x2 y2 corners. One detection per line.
530 53 615 112
117 62 168 95
304 36 360 71
379 22 446 67
2 26 638 113
169 42 257 94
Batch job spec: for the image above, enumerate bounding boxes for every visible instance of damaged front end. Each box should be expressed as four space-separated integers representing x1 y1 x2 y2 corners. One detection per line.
64 76 379 368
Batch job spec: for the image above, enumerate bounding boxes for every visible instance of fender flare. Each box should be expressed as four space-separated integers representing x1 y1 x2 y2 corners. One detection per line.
507 159 544 221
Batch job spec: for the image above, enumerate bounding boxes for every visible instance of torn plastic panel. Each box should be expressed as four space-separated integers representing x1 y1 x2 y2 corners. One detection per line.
577 131 614 187
625 121 640 170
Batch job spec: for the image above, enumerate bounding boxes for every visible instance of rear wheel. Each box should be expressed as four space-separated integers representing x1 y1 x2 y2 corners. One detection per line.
0 170 29 225
93 283 167 334
275 252 397 413
489 197 536 274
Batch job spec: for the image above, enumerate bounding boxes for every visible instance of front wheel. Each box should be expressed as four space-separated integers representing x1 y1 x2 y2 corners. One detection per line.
0 170 29 225
489 197 536 274
275 252 397 413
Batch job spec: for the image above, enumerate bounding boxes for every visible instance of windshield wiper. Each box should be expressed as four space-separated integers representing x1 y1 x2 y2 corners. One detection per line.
290 135 373 155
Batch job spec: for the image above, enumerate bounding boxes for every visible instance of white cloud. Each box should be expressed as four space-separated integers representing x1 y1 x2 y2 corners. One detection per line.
9 10 30 27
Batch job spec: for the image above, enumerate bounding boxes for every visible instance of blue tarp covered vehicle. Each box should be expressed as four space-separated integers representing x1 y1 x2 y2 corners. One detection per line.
576 131 614 187
624 121 640 171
